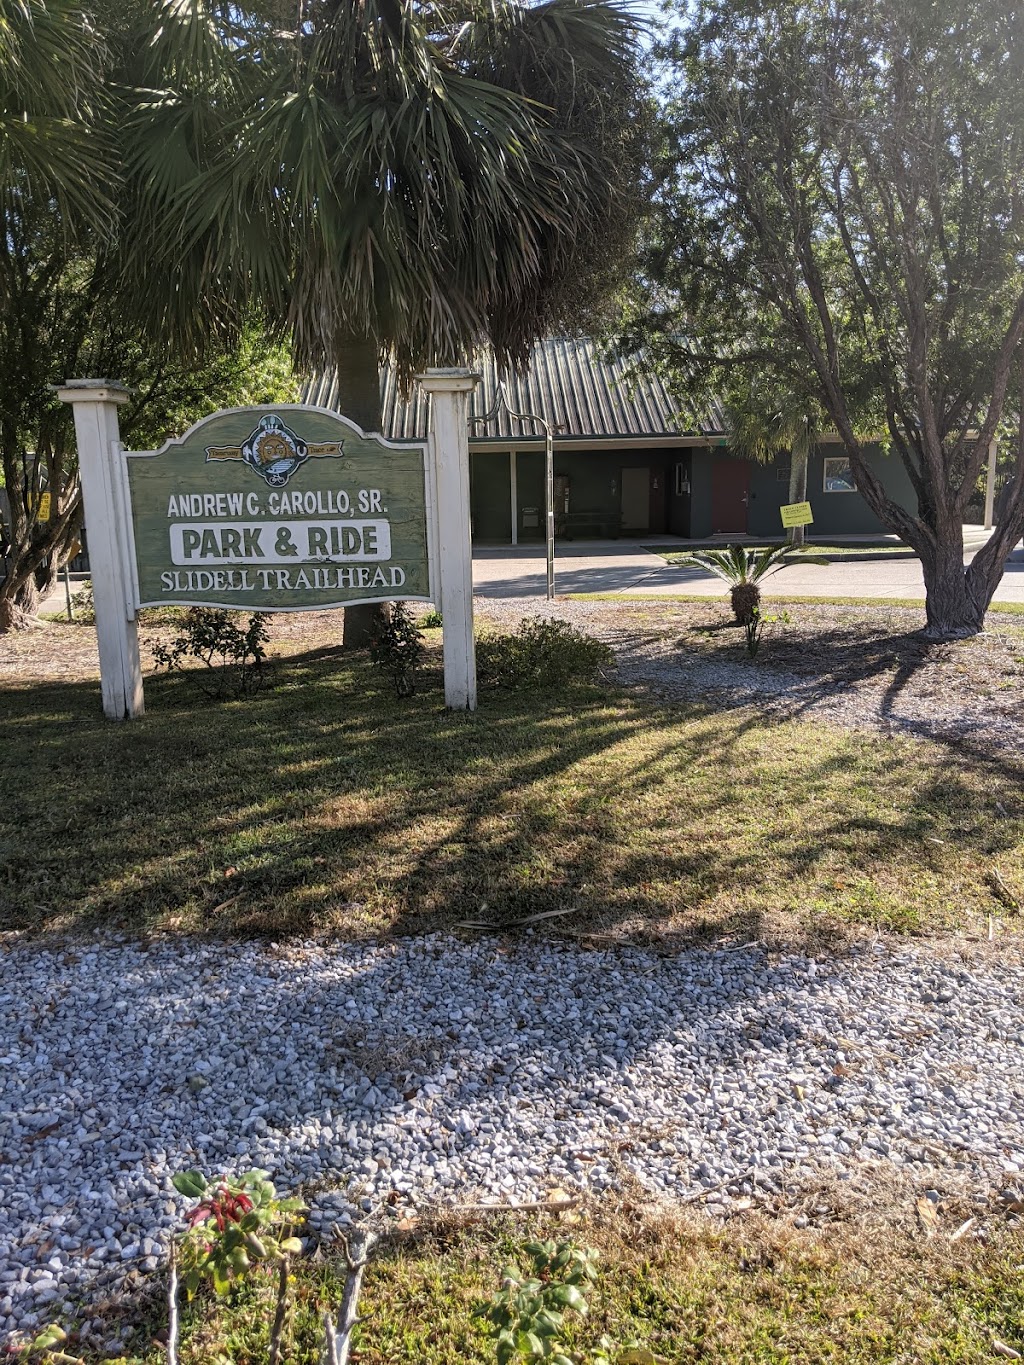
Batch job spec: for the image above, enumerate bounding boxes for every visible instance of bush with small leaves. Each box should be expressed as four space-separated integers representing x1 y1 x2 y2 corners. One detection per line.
744 607 790 657
419 608 443 628
151 609 269 698
477 619 612 690
69 580 95 624
477 1240 600 1365
370 602 424 697
172 1168 305 1299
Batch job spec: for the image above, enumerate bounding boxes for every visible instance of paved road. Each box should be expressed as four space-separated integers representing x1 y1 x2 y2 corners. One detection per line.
36 534 1024 615
472 537 1024 603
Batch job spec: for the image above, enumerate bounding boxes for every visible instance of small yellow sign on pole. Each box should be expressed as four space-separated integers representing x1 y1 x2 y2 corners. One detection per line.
36 492 51 521
780 501 813 528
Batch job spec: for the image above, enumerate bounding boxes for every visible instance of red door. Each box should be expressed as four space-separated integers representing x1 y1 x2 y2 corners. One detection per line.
711 456 751 534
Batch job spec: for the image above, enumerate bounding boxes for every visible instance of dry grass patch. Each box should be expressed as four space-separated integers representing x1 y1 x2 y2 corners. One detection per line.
59 1189 1024 1363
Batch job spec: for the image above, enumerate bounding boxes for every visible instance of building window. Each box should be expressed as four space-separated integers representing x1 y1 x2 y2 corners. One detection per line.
776 463 792 482
674 463 690 496
823 457 857 493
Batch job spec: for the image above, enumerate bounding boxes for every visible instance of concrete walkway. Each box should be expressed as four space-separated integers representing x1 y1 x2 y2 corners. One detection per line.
472 534 1024 604
34 531 1024 615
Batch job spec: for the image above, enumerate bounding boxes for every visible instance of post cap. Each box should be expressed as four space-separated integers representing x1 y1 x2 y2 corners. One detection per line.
416 368 480 394
56 379 131 404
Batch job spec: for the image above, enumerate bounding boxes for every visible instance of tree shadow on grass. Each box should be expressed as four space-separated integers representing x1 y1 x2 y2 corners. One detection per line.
1 643 1021 949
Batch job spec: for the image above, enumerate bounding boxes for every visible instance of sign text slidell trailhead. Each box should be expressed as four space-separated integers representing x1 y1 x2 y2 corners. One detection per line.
127 407 432 611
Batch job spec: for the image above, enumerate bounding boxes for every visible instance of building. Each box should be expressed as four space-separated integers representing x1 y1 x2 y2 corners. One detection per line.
309 336 919 543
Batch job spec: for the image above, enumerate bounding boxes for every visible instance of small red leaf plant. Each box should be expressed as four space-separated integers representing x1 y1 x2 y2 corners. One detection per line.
171 1168 305 1298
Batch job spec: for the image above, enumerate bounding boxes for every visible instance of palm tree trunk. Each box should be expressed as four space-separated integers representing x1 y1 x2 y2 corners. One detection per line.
333 333 390 649
787 450 809 548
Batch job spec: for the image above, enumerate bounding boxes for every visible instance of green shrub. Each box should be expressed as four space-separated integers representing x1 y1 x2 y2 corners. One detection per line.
151 608 270 698
370 602 424 697
70 580 95 623
744 607 790 657
477 1240 600 1365
477 618 612 690
419 608 443 628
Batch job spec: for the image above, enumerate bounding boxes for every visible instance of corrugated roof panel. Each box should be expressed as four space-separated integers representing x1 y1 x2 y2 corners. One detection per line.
302 337 724 442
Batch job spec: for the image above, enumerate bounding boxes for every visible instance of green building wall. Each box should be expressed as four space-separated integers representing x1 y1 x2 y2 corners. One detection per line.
467 441 918 543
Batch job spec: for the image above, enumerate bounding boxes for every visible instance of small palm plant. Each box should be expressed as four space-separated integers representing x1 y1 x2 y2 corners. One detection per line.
678 544 826 622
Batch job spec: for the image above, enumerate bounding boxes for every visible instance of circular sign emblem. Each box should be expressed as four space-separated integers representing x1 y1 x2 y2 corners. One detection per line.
240 414 309 487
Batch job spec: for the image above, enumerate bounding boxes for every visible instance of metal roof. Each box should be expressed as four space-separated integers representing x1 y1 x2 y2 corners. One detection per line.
302 337 724 443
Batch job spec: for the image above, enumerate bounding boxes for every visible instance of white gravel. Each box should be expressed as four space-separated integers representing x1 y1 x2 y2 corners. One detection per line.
2 932 1022 1343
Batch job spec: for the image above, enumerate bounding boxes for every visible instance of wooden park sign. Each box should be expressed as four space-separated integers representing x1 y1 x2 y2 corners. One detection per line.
59 372 479 719
129 406 429 610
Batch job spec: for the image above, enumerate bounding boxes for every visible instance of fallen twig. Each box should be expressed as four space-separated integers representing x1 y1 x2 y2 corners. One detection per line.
455 907 579 931
987 868 1020 914
449 1195 580 1214
677 1169 755 1207
948 1216 976 1243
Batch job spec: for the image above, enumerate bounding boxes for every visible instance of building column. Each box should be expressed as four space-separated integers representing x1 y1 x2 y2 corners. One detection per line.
510 450 518 546
984 438 998 529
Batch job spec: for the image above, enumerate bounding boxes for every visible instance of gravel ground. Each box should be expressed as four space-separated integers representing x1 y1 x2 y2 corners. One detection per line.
476 597 1024 754
2 932 1022 1344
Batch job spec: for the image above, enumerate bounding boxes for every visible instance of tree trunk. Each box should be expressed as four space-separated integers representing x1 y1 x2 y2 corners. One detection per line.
333 332 391 649
0 570 41 631
918 523 986 639
730 580 760 623
787 450 809 549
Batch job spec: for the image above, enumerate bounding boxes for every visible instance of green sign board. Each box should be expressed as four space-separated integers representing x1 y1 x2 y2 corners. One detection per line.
126 406 431 611
780 500 814 528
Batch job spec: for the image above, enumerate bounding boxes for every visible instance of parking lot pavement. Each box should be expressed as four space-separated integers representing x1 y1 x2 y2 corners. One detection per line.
471 539 1024 603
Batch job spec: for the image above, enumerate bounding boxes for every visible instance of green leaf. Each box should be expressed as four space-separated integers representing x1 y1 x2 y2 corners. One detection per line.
551 1284 588 1312
280 1237 303 1254
29 1324 68 1352
172 1169 208 1198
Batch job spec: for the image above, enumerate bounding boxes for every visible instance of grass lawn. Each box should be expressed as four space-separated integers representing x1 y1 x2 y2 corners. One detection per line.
2 620 1022 944
647 544 918 562
76 1199 1024 1363
573 593 1024 615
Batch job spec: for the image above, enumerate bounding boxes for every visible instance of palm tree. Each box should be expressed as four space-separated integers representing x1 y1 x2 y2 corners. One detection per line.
678 543 826 623
725 383 826 549
0 0 117 629
122 0 649 639
0 0 115 242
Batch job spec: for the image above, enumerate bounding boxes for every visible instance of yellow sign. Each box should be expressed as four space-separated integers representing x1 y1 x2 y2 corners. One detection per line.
780 501 813 528
36 492 51 521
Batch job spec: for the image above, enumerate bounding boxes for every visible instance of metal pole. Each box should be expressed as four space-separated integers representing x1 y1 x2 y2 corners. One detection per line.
545 428 555 601
470 383 562 603
63 562 74 621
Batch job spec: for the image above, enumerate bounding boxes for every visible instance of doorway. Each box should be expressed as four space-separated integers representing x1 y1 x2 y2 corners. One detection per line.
620 466 650 531
711 456 750 534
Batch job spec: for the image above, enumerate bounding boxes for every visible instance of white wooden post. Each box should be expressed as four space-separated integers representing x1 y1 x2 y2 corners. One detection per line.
418 368 479 710
984 437 998 529
57 380 144 720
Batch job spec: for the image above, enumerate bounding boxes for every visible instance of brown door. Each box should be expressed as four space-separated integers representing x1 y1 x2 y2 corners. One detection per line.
711 456 750 534
620 466 650 530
